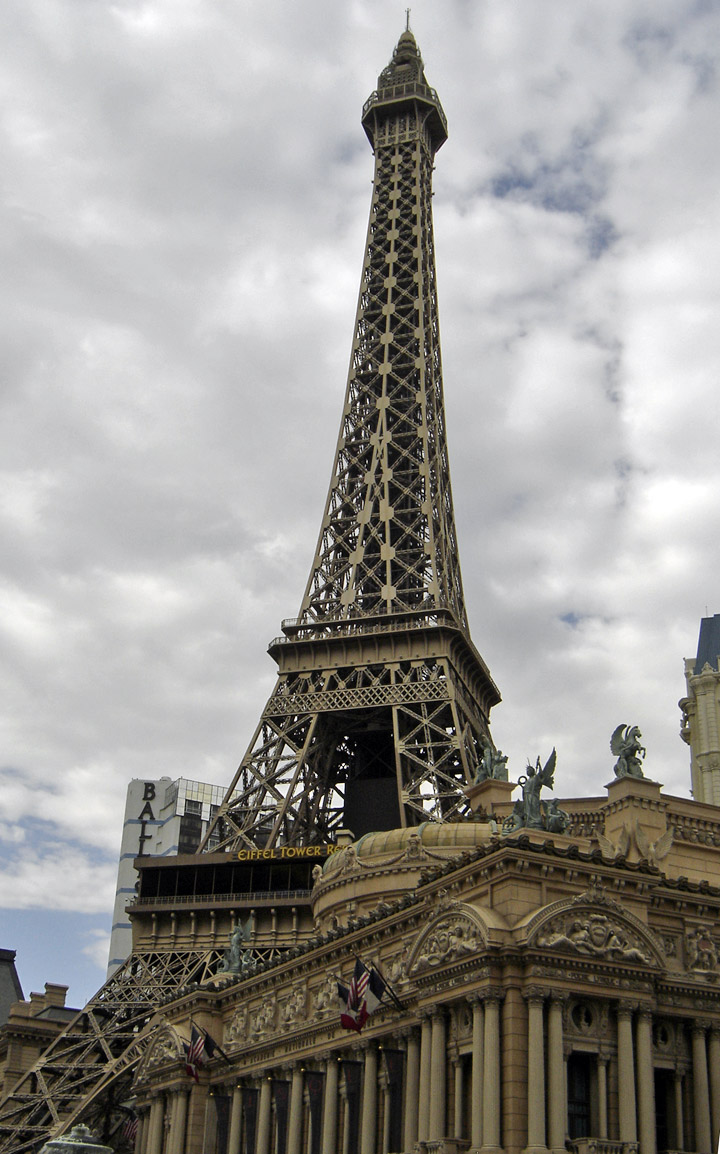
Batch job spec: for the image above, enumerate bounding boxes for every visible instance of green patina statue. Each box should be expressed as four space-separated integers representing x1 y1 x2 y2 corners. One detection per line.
611 724 646 779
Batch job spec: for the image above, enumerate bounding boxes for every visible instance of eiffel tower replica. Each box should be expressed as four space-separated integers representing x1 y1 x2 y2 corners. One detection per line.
0 27 500 1152
206 28 500 854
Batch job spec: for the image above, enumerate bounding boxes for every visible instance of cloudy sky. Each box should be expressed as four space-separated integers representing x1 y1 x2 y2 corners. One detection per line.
1 0 719 1007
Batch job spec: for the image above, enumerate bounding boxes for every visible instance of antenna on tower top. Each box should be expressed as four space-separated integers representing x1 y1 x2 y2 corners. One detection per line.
406 8 411 31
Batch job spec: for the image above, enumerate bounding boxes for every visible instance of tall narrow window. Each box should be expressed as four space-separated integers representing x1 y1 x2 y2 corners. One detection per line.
567 1053 593 1139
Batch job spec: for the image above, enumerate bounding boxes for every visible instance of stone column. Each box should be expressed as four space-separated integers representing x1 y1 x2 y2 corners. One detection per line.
524 991 547 1154
404 1030 420 1152
471 997 484 1151
360 1045 377 1154
636 1009 656 1154
675 1071 685 1151
168 1088 189 1154
418 1014 432 1143
547 996 565 1152
617 1002 637 1143
137 1109 150 1154
482 993 502 1153
597 1057 608 1140
382 1065 391 1154
454 1058 464 1139
692 1023 712 1153
146 1096 164 1154
709 1028 720 1150
228 1086 243 1154
257 1077 272 1154
429 1010 446 1140
288 1066 304 1154
322 1057 339 1154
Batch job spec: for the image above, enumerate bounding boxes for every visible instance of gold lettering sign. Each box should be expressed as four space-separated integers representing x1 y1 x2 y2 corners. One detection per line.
236 844 339 862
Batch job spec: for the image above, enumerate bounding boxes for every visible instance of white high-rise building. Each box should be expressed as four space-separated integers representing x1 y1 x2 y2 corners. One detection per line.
107 777 231 976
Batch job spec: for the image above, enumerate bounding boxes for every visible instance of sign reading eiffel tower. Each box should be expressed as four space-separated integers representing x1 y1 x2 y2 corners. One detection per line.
0 29 500 1152
207 28 500 853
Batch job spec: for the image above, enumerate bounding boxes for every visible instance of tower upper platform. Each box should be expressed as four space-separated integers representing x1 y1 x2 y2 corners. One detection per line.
361 29 448 154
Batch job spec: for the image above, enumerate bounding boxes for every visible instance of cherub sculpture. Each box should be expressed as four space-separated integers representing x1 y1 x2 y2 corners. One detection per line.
610 724 646 779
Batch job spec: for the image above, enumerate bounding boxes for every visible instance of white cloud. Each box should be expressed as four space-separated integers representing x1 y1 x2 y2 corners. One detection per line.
0 842 116 912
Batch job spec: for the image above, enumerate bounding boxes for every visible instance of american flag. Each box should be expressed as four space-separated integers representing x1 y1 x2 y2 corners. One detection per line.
184 1025 205 1081
338 959 371 1032
121 1115 139 1145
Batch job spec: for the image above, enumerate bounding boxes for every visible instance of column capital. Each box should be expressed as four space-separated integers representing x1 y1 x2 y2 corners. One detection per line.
523 986 546 1005
481 988 504 1005
636 1006 653 1023
693 1019 711 1034
617 999 638 1017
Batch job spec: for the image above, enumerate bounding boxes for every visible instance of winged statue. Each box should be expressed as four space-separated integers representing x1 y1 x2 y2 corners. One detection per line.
518 748 557 830
610 724 646 779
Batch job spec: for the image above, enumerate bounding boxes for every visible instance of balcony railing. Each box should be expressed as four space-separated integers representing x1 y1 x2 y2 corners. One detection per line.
362 82 447 135
129 888 312 908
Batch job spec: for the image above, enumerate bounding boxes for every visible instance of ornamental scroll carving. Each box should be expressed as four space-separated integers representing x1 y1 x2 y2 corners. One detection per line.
409 906 486 975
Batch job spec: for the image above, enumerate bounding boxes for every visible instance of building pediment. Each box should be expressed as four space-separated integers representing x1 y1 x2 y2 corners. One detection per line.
520 886 664 968
132 1023 185 1087
408 903 490 975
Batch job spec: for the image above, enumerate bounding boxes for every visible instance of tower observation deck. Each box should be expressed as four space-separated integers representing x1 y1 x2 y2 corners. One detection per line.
206 29 500 852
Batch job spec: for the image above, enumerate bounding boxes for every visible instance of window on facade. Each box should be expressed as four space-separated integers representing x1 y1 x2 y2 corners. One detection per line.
655 1068 679 1152
567 1052 593 1139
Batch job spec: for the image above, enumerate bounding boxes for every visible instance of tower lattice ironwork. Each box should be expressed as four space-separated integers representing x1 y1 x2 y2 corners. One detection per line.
0 30 501 1152
206 29 500 853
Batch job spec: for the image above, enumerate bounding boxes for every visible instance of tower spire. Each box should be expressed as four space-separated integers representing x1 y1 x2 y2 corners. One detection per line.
206 34 500 851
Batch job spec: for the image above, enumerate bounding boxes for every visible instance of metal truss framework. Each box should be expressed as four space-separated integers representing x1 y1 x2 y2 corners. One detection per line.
208 30 500 853
0 948 225 1153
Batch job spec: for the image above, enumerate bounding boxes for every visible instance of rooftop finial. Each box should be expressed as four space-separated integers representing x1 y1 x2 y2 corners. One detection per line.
406 8 411 32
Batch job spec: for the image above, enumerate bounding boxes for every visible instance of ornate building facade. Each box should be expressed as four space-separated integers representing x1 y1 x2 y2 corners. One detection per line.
125 775 720 1154
1 28 720 1154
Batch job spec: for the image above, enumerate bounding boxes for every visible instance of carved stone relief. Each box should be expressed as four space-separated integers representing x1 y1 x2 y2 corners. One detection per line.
409 907 486 975
312 975 337 1018
132 1024 184 1087
685 924 719 972
564 998 609 1041
537 912 652 964
226 1004 248 1046
280 984 306 1027
527 885 664 968
248 995 276 1040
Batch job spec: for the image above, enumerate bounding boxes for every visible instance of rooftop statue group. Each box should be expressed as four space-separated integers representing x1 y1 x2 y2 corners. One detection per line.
475 723 647 836
501 748 570 835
